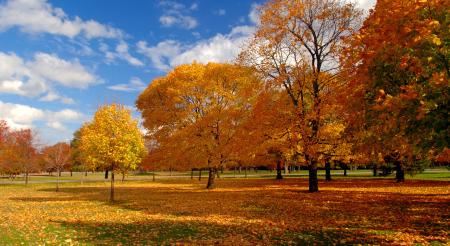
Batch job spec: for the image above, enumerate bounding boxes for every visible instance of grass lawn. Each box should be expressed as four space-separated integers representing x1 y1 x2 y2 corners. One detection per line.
0 177 449 245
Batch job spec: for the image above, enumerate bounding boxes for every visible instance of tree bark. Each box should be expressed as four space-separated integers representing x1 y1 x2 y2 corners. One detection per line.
343 165 348 176
373 164 377 177
198 169 202 181
105 170 109 179
308 162 319 192
121 173 125 182
284 163 288 174
110 171 115 203
25 171 29 186
152 172 155 182
325 161 332 181
206 168 217 189
56 167 60 192
244 166 247 178
276 159 283 180
395 161 405 182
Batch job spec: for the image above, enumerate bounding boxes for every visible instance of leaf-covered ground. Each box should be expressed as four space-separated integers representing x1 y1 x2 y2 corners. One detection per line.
0 178 449 245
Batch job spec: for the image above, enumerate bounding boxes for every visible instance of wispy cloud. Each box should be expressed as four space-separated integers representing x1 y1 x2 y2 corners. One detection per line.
108 77 146 92
158 0 198 29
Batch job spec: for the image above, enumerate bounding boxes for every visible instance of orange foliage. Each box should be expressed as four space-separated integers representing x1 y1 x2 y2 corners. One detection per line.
137 63 262 188
340 0 449 166
240 0 362 191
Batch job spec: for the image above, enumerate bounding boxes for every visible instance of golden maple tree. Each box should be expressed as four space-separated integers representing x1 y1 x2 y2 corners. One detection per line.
79 103 146 202
136 63 262 188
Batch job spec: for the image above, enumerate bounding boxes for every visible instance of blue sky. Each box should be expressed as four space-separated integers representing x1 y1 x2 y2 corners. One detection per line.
0 0 375 145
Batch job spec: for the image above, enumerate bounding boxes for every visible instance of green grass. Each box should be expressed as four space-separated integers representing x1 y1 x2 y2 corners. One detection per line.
1 168 448 186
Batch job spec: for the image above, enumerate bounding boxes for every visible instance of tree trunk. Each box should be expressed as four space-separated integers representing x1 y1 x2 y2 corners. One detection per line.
325 161 332 181
105 170 109 179
56 168 60 192
343 165 347 176
198 169 202 181
234 166 236 178
85 171 88 176
373 164 377 177
284 163 288 174
152 172 155 182
191 169 194 179
70 171 73 177
58 170 61 177
206 168 217 189
308 163 319 192
276 159 283 180
395 161 405 182
239 166 241 173
25 171 29 186
110 171 115 203
244 167 247 178
121 173 125 182
169 168 172 176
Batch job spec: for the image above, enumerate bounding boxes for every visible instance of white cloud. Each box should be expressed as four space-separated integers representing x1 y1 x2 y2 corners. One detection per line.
39 91 74 104
115 42 144 66
0 100 85 143
108 77 146 92
0 0 123 39
137 40 182 71
99 41 144 67
173 26 254 66
137 3 259 72
46 121 64 130
158 0 198 29
354 0 376 11
0 51 99 101
137 25 255 71
28 52 97 88
0 101 45 129
248 4 260 24
159 15 197 29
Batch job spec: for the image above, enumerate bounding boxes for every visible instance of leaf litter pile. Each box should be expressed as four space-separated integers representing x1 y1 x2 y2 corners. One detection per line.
0 178 448 245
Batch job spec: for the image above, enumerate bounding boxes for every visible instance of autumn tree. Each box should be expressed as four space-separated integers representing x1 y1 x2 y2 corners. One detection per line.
136 63 262 189
3 129 38 184
229 88 301 180
240 0 362 192
79 103 146 202
42 142 71 191
340 0 449 181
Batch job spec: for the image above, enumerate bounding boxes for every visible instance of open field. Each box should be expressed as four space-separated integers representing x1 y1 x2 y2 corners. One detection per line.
1 177 449 245
2 168 449 184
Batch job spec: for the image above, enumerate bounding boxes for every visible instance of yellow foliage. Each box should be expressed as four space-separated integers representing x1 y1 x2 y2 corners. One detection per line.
80 103 146 173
